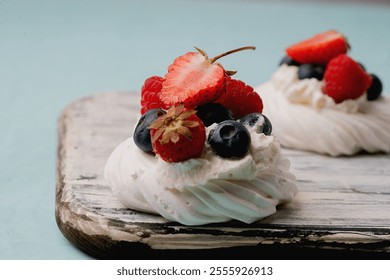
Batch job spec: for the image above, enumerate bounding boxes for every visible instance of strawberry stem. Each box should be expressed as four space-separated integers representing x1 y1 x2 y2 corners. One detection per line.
209 46 256 64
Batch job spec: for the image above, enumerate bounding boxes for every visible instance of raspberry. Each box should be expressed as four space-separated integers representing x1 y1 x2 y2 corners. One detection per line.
140 76 168 114
323 54 372 103
215 76 263 119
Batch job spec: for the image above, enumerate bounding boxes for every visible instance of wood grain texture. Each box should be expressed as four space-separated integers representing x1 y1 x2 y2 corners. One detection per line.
56 91 390 259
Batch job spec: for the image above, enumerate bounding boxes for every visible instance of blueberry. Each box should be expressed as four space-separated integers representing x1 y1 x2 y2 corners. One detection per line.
133 108 165 153
196 103 233 127
279 56 300 67
367 74 383 101
208 120 251 159
298 64 325 80
239 112 272 136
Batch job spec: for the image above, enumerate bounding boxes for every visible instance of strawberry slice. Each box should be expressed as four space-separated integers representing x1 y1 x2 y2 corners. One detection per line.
286 30 349 65
160 46 255 108
323 54 372 103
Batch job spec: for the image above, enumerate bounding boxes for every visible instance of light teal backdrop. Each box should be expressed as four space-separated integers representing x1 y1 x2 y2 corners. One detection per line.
1 0 389 259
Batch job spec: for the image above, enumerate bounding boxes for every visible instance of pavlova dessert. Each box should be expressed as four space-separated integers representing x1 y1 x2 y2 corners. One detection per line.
257 30 390 156
105 46 297 226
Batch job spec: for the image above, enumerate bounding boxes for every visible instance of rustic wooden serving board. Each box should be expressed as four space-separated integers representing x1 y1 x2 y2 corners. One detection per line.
56 91 390 259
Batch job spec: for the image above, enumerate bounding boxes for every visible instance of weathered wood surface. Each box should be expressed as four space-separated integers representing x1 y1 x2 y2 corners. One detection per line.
56 91 390 259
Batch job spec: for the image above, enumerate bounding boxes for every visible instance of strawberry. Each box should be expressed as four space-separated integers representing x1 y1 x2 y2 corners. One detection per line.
323 54 372 103
140 76 169 114
215 76 263 119
149 103 206 162
286 30 349 65
160 46 256 108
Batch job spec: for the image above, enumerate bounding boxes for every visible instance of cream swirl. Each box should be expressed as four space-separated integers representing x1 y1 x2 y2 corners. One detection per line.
104 125 297 225
257 65 390 156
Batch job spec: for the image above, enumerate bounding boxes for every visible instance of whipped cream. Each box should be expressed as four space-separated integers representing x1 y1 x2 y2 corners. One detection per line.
257 65 390 156
104 125 297 225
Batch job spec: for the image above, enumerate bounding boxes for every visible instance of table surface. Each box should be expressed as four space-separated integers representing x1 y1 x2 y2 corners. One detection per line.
1 0 390 260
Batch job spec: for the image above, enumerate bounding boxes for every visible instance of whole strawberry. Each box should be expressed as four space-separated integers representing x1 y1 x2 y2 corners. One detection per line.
140 76 169 114
149 103 206 162
215 76 263 119
323 54 372 103
286 30 349 65
160 46 255 108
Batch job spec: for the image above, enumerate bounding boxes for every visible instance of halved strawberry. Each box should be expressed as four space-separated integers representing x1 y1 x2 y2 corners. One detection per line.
215 76 263 119
323 54 372 103
149 103 206 162
160 46 256 108
286 30 349 65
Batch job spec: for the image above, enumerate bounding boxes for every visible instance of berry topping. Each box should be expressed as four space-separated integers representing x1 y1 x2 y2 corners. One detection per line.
195 103 233 127
208 120 251 159
286 30 349 65
367 74 383 101
239 113 272 136
279 56 300 67
357 62 366 71
323 54 372 104
133 108 166 153
160 46 256 108
298 64 325 80
140 76 169 114
149 103 206 162
215 76 263 119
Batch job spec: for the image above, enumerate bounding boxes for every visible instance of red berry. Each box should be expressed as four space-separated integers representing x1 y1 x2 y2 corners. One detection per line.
149 103 206 162
323 54 372 103
286 30 349 65
215 76 263 119
140 76 169 114
160 46 256 108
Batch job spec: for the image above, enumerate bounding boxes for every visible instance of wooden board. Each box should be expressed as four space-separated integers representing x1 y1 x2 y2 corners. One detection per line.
56 91 390 259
